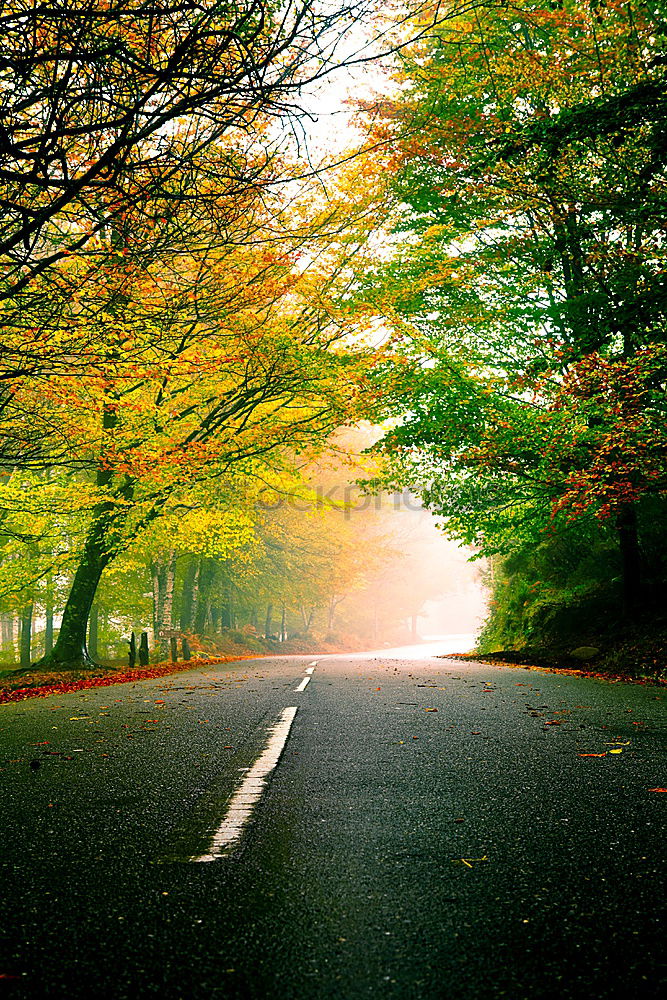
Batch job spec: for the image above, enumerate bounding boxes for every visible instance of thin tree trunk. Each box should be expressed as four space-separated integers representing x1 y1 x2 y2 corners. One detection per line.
264 603 273 639
163 552 176 649
194 558 215 636
151 562 162 639
44 587 54 655
179 558 200 632
19 601 33 669
88 605 99 661
280 604 286 642
1 613 13 654
152 551 176 659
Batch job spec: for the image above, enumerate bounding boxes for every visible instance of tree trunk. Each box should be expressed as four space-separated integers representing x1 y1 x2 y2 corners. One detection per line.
327 597 337 632
280 604 286 642
151 550 176 659
179 558 200 632
1 614 14 657
44 589 54 655
617 503 642 617
19 601 33 668
193 558 216 636
151 563 162 639
88 605 99 661
139 632 149 666
265 603 273 639
34 510 113 669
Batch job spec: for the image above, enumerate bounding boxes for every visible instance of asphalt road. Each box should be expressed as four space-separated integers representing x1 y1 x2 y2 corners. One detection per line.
0 649 665 999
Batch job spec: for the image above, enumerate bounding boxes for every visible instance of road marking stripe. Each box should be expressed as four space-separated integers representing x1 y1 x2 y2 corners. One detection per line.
308 661 318 667
305 667 314 675
295 676 310 691
190 707 298 862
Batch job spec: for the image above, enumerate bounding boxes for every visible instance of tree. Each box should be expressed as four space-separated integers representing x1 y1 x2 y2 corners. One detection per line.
356 0 667 617
1 0 438 469
29 166 381 669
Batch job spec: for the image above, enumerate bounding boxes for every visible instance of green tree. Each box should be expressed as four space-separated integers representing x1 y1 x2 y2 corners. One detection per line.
357 0 667 621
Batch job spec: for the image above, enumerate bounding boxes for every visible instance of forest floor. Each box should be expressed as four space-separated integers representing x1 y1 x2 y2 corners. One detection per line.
449 628 667 686
0 631 365 704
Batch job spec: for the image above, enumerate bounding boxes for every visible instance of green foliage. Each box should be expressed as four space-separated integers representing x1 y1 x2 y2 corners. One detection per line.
358 0 667 648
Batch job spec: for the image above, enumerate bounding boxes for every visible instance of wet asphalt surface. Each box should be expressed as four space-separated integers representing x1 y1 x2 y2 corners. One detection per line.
0 651 665 999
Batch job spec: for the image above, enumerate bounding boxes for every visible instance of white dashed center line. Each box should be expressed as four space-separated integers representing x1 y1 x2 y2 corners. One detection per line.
295 676 310 692
305 667 314 675
191 707 298 862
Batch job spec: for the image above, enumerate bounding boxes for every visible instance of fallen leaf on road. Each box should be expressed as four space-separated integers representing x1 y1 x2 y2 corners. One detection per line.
578 752 607 757
648 787 667 793
609 748 623 754
425 707 438 712
452 855 489 868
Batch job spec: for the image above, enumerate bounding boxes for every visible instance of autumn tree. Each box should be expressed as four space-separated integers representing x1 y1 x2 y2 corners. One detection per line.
356 0 667 622
1 0 456 468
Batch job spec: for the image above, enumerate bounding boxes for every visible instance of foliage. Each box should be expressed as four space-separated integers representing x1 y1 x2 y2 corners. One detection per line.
350 1 667 645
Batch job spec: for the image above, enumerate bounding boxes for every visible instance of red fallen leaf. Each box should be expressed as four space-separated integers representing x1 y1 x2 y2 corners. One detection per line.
374 687 381 691
30 741 50 745
578 752 607 757
425 707 438 712
648 787 667 792
544 720 563 726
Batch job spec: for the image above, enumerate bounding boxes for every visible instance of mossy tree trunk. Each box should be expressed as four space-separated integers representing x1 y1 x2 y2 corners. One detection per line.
34 504 117 669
